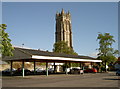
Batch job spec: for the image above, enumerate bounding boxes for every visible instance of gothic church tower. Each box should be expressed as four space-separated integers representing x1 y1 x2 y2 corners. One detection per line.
55 9 73 48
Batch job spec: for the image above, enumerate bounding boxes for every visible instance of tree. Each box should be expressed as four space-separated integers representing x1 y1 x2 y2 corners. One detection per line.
97 33 119 71
0 24 14 57
53 41 78 67
53 41 77 55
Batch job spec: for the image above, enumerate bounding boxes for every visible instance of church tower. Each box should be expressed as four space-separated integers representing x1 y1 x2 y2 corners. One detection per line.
55 9 73 48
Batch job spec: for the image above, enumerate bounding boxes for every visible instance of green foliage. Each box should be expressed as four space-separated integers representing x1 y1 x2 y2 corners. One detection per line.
97 54 117 64
0 24 14 57
97 33 119 63
53 41 78 55
71 63 80 67
62 63 80 68
53 41 78 67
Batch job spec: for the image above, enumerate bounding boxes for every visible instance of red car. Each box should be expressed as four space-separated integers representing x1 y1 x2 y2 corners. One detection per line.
84 68 97 73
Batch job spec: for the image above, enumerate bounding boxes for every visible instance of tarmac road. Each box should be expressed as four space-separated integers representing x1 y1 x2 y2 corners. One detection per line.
2 71 120 87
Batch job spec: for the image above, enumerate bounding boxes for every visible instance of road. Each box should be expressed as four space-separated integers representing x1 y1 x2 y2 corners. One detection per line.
2 72 120 87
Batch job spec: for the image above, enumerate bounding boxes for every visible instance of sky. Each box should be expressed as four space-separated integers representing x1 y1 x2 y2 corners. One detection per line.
2 2 118 57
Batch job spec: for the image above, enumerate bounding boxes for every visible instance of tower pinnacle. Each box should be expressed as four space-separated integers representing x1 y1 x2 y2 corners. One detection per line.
61 8 64 14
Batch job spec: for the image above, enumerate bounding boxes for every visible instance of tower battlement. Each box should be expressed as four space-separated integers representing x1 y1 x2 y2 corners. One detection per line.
56 9 71 21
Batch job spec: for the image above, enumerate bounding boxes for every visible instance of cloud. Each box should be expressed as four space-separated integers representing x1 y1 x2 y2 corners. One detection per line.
88 51 99 58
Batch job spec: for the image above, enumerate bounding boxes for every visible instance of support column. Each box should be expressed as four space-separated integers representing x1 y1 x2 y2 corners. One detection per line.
65 62 68 75
69 62 71 74
10 61 13 76
69 62 71 68
82 62 84 70
34 60 36 75
71 62 72 68
22 60 25 77
46 61 48 76
54 62 55 73
91 62 93 68
79 62 82 68
105 61 107 72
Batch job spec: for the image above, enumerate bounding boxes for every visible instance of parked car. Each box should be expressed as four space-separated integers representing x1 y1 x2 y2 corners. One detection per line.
44 68 54 74
37 68 44 72
84 68 97 73
70 68 84 74
2 68 16 72
35 68 45 73
15 68 31 75
114 63 120 70
116 70 120 76
2 68 17 75
48 68 54 74
66 68 71 73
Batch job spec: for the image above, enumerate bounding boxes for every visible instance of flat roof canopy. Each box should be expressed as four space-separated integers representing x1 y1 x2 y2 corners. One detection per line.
2 47 102 63
32 55 102 62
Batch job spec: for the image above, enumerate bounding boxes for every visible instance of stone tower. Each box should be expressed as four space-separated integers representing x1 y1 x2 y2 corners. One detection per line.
55 9 72 48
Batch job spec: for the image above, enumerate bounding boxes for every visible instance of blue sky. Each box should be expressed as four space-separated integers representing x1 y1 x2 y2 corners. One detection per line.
2 2 118 57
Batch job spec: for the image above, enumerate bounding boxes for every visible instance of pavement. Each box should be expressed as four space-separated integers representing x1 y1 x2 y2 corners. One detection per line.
2 71 120 87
